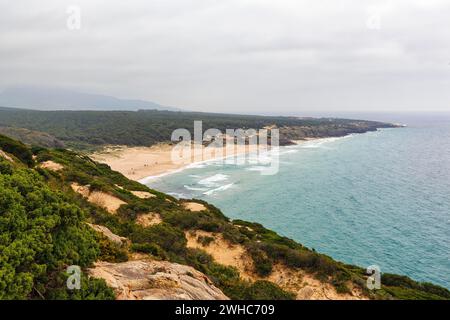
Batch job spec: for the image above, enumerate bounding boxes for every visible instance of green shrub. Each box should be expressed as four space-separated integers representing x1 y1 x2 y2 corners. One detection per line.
241 281 295 300
222 225 247 244
164 210 200 229
130 224 187 256
198 235 215 247
197 220 222 232
118 202 152 220
382 286 448 300
382 274 450 299
131 243 167 259
0 167 99 299
0 134 33 166
247 244 273 277
98 238 128 263
185 248 215 273
0 158 13 175
89 180 108 192
45 273 115 300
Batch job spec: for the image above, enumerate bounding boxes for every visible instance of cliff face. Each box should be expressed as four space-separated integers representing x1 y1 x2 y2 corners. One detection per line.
88 260 228 300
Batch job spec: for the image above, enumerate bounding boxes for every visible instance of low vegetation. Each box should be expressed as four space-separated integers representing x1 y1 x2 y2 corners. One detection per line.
0 157 113 299
0 135 448 300
0 126 64 148
0 134 33 166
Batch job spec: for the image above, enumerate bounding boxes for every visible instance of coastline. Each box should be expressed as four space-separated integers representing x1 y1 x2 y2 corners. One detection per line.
90 142 275 183
90 138 328 183
89 125 399 184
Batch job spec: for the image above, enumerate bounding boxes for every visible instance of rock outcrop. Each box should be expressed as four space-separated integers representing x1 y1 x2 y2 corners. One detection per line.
88 260 229 300
0 150 13 162
87 223 129 246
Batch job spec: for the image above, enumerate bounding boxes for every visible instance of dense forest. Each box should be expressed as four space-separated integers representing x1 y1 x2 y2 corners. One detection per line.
0 107 396 150
1 133 449 300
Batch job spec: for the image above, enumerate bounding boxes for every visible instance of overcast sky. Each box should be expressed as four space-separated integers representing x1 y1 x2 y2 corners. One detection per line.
0 0 449 114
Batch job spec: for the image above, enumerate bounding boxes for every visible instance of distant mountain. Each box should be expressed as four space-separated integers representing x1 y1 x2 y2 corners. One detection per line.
0 86 181 111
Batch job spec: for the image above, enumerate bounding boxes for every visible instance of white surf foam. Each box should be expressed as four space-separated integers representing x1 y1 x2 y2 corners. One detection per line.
279 149 299 155
246 166 268 172
203 183 234 196
299 136 352 149
184 185 208 191
167 192 188 198
198 174 229 187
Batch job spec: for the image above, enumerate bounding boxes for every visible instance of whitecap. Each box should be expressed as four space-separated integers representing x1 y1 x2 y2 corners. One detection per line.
198 174 229 187
187 162 207 169
203 183 234 196
246 166 268 172
279 149 299 155
299 136 350 149
184 185 208 191
167 192 187 198
223 158 238 165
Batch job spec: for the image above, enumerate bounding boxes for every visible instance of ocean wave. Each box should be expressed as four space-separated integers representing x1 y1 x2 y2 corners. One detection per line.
247 154 276 165
279 149 299 155
203 183 234 196
198 173 229 187
167 192 188 198
184 185 208 191
246 166 269 172
187 162 208 169
299 136 351 149
138 166 189 184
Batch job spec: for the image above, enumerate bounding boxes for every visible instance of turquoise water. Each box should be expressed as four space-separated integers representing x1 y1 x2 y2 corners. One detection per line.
147 115 450 288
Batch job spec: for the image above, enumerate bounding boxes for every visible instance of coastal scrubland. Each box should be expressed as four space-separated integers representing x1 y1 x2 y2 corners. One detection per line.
1 133 448 300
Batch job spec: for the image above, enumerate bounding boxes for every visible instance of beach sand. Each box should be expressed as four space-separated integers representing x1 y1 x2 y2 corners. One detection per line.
90 142 268 182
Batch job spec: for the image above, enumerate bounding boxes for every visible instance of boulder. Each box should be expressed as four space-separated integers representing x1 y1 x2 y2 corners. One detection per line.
88 260 229 300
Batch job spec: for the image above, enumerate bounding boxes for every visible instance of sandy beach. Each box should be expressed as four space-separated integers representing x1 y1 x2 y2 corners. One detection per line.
90 142 269 182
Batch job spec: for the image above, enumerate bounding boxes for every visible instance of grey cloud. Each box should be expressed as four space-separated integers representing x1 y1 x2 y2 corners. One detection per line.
0 0 449 113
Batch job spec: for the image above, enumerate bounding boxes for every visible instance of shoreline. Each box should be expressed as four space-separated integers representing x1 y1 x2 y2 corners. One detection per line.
90 137 342 184
90 142 276 183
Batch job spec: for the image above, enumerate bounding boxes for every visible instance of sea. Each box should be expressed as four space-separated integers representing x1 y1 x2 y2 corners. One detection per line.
145 113 450 289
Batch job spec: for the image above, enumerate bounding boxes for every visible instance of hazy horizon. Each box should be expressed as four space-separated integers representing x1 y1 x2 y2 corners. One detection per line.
1 0 449 114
